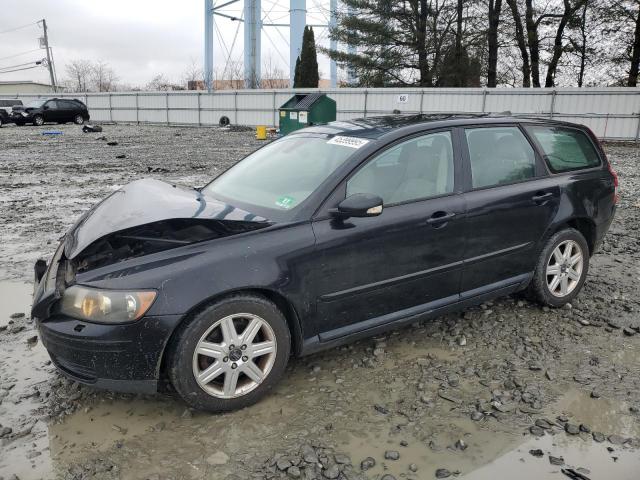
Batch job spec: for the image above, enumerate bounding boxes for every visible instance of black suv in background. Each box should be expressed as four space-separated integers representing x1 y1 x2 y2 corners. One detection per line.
32 115 617 412
12 98 89 126
0 98 23 127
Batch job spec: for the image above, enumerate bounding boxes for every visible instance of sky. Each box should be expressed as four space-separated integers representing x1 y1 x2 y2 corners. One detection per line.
0 0 332 88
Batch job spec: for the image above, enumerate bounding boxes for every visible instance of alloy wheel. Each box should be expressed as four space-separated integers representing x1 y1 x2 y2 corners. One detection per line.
192 313 277 399
546 240 583 298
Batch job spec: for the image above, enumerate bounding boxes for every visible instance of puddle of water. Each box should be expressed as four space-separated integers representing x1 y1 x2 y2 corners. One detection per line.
1 277 638 480
463 434 638 480
49 396 185 463
340 421 522 478
0 278 32 324
553 388 640 438
0 279 55 480
463 387 640 480
337 386 640 479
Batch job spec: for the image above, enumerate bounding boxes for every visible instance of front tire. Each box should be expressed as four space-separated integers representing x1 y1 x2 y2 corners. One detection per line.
168 294 290 412
74 114 84 125
33 115 44 126
528 228 589 307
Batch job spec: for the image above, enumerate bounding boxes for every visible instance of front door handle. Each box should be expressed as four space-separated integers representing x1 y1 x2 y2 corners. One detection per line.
532 192 554 205
426 211 456 227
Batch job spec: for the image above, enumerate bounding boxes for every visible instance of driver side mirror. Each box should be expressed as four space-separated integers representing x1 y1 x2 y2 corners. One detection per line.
329 193 383 218
43 105 49 110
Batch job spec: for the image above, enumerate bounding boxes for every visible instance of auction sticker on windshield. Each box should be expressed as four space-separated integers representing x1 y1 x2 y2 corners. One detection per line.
327 136 370 149
275 195 295 209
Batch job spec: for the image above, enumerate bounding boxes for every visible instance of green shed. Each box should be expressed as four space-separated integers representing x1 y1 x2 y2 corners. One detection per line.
278 93 336 135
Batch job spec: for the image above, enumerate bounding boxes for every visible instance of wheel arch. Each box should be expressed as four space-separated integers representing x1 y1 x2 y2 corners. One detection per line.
157 287 304 390
545 217 596 256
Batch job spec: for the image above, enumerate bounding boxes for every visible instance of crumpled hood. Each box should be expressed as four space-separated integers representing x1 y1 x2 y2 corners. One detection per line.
63 178 268 260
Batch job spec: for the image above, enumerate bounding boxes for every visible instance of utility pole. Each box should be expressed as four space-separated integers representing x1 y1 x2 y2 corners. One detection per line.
40 19 57 92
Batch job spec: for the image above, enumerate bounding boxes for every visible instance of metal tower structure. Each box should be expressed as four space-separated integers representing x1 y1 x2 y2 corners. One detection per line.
204 0 340 91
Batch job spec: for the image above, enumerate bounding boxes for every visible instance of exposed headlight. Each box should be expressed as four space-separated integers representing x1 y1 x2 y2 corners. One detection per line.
57 286 156 323
21 112 29 117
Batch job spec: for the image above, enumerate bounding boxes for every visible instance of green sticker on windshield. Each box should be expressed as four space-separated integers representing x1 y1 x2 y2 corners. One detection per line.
275 195 295 209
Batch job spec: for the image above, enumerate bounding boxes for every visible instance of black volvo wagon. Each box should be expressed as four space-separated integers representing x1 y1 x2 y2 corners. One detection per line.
32 115 617 411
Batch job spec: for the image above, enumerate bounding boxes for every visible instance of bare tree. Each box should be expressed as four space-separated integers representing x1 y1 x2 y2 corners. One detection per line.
606 0 640 86
91 60 118 92
182 57 203 87
145 74 184 91
629 1 640 85
260 55 288 88
487 0 504 87
506 0 532 86
212 58 244 89
64 59 93 92
545 0 588 86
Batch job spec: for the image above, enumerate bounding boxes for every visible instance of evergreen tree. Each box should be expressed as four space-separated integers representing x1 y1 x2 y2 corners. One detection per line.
293 56 302 87
325 0 463 87
439 46 482 87
294 26 320 88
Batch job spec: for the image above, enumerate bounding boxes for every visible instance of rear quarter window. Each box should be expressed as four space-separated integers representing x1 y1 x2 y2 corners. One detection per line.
527 126 601 173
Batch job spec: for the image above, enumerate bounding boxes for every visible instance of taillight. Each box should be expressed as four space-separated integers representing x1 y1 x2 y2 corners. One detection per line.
587 128 618 205
607 161 619 204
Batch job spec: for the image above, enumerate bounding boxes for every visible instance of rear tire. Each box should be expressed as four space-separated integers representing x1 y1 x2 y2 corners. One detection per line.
528 228 589 307
33 115 44 126
168 294 290 412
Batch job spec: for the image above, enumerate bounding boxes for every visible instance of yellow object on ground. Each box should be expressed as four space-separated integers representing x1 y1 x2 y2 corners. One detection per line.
256 125 267 140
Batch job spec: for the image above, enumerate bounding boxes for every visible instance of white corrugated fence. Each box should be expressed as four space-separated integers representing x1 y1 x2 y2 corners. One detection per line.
8 87 640 141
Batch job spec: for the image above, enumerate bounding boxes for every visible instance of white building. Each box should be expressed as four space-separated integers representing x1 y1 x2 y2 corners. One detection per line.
0 81 61 94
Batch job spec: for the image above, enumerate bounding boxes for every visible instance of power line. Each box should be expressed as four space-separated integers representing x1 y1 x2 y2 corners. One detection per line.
0 21 38 35
0 65 40 74
0 48 41 62
0 60 42 72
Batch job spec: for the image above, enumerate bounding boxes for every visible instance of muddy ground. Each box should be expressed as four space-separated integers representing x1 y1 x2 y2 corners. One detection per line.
0 123 639 480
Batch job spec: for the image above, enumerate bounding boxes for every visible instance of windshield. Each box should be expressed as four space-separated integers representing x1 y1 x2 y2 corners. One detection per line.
202 135 360 216
26 100 46 108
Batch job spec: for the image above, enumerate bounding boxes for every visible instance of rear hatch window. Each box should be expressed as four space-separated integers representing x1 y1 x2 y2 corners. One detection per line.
527 126 601 173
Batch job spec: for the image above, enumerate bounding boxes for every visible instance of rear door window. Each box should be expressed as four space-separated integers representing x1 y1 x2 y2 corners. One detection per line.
464 126 536 189
526 126 601 173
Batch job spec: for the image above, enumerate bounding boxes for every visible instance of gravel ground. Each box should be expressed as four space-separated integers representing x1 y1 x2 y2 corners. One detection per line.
0 124 639 480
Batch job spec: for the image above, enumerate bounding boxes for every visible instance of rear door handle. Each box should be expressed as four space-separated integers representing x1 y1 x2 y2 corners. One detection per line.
426 211 456 226
532 192 554 205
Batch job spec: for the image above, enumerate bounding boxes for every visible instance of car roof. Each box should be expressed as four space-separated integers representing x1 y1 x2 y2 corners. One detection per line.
295 114 586 140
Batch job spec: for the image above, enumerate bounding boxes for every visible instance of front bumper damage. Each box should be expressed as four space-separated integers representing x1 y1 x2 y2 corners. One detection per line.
30 178 271 394
36 310 180 394
32 249 180 394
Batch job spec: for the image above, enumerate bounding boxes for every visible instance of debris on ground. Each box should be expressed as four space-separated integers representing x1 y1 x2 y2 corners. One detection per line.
0 126 638 479
82 124 103 133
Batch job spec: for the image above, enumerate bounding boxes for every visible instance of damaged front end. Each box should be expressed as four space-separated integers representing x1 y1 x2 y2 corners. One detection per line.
72 217 265 273
32 178 272 315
